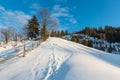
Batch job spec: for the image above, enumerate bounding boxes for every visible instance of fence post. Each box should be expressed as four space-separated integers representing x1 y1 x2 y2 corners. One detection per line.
39 40 41 45
22 40 26 57
23 44 26 57
32 41 34 50
37 41 40 47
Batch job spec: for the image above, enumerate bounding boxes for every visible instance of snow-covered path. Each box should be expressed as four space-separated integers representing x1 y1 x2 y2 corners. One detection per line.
0 37 120 80
0 38 72 80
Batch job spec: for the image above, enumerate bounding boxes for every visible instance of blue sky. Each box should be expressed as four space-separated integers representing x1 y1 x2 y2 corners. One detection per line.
0 0 120 32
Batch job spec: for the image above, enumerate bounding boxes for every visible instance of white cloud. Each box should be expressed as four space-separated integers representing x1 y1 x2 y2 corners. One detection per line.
52 5 70 18
30 3 40 10
70 18 77 24
52 5 77 25
0 5 31 30
53 5 69 13
0 5 5 11
52 12 69 18
30 3 41 15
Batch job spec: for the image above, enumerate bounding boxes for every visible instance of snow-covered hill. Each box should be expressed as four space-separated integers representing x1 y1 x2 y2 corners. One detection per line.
63 34 120 54
0 37 120 80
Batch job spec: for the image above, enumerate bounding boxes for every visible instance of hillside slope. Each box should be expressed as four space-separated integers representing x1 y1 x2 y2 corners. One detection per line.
0 37 120 80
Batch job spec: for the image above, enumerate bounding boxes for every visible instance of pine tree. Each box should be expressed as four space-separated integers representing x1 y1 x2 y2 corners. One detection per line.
108 45 113 53
98 26 103 33
82 40 88 46
54 31 57 37
71 36 76 42
76 37 80 43
88 40 93 47
50 30 54 37
65 30 69 35
26 15 40 39
60 30 65 37
56 31 60 37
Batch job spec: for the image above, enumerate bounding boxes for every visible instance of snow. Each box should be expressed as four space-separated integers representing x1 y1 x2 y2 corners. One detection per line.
65 53 120 80
0 41 35 60
64 34 120 54
0 37 120 80
0 41 23 52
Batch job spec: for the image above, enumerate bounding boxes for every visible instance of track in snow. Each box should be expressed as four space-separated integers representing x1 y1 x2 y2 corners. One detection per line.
0 37 120 80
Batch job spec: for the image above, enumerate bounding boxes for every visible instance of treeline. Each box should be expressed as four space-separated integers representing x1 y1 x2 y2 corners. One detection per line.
25 9 57 41
0 27 23 43
50 30 69 37
25 12 69 41
77 26 120 43
0 8 69 43
25 9 69 41
71 35 93 47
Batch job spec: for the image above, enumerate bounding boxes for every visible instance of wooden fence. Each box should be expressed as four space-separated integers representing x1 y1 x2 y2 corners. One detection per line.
0 40 42 63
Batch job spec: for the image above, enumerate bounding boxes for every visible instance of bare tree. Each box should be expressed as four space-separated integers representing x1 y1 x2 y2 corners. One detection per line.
47 18 58 36
21 26 28 40
0 28 5 42
40 9 49 40
1 28 10 43
40 8 58 40
8 27 18 46
8 27 18 41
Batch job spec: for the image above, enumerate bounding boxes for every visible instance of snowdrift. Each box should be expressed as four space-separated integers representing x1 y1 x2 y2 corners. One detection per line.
0 37 120 80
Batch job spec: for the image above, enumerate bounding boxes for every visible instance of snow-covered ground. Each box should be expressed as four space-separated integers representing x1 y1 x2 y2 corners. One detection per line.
0 41 31 52
0 37 120 80
0 41 38 60
63 34 120 54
